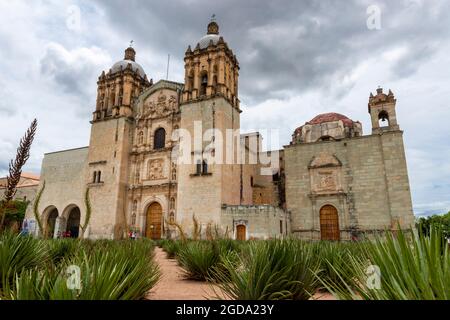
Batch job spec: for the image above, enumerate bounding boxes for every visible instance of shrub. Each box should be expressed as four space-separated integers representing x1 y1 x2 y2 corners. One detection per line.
162 240 183 259
1 237 160 300
0 232 48 294
319 227 450 300
213 239 320 300
177 241 221 281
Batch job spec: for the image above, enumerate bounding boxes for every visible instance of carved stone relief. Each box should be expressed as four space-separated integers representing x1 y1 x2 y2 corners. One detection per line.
148 159 165 180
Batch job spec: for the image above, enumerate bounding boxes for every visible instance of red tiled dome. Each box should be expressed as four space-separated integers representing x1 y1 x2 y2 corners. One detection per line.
306 112 353 127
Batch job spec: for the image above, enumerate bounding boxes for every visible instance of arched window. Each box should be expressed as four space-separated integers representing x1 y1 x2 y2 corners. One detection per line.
378 111 390 127
202 160 208 174
170 197 175 209
200 73 208 96
154 128 166 149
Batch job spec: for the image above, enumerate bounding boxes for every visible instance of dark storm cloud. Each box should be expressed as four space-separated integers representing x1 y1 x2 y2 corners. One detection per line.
93 0 450 105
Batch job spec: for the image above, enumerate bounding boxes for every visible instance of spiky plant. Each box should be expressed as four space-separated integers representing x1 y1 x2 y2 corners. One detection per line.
212 239 320 300
0 119 37 232
177 241 221 281
0 232 48 295
318 227 450 300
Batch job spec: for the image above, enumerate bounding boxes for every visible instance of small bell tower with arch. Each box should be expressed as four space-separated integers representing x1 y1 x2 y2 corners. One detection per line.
368 87 400 134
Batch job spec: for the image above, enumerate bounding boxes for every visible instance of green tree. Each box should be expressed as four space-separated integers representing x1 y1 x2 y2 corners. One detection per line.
417 211 450 239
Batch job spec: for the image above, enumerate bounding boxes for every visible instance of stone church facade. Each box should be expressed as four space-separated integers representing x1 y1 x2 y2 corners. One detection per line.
24 20 414 241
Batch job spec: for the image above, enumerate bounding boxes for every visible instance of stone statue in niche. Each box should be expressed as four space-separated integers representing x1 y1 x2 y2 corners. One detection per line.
148 159 165 180
171 162 177 180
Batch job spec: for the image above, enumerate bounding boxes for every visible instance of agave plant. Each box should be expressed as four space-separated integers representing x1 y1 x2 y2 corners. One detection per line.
162 240 182 259
177 241 221 281
2 237 160 300
73 240 160 300
213 239 320 300
319 227 450 300
312 241 367 291
0 232 48 294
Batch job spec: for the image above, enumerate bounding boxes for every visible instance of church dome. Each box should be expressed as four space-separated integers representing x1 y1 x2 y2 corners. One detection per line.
197 34 221 49
109 46 146 78
110 60 146 78
191 18 224 50
306 112 354 127
292 112 362 144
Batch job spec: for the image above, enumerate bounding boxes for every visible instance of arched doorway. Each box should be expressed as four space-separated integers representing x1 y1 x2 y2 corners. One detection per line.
146 202 162 240
66 207 81 238
320 205 340 241
45 207 58 238
236 225 246 241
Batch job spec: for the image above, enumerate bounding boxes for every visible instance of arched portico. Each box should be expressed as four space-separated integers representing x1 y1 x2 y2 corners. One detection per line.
42 206 58 238
62 204 81 238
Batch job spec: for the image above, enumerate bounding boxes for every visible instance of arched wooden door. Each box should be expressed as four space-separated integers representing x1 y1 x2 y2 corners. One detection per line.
146 202 162 240
320 205 340 241
236 225 246 241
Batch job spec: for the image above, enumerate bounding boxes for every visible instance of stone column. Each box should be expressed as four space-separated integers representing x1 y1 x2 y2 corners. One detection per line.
54 216 67 239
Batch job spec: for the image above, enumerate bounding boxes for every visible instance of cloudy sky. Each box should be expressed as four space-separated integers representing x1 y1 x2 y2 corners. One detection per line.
0 0 449 216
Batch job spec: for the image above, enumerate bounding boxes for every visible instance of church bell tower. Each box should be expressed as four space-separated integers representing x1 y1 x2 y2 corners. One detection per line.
177 18 242 234
86 46 151 239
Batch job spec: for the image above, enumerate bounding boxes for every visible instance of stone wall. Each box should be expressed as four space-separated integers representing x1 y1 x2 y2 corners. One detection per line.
25 147 88 237
284 130 414 240
221 205 290 240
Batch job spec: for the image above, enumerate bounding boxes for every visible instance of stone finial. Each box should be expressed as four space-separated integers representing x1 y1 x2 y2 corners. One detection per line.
369 87 396 106
194 43 201 51
124 46 136 61
185 45 192 55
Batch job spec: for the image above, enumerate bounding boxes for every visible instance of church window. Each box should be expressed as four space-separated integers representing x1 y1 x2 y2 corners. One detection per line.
378 111 390 127
200 73 208 96
97 171 102 183
154 128 166 149
93 171 97 183
250 176 254 187
280 220 283 234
